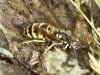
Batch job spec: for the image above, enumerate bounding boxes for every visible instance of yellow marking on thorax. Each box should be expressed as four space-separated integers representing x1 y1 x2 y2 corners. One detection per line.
59 35 62 38
63 41 68 43
55 31 62 38
56 34 59 38
55 30 63 39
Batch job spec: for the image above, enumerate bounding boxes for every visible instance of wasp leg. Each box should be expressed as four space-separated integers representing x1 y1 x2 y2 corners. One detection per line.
73 49 77 59
54 46 59 51
18 39 45 44
40 42 55 59
44 42 55 54
64 44 69 50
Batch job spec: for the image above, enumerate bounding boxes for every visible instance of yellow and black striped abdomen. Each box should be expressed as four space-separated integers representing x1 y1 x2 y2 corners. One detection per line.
23 23 56 39
23 23 44 39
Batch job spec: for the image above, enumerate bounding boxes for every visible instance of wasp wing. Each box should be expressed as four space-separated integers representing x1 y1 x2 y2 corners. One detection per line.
33 26 61 42
31 10 61 30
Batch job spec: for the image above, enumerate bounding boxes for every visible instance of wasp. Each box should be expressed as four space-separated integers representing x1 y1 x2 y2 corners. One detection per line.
20 10 73 56
22 23 71 55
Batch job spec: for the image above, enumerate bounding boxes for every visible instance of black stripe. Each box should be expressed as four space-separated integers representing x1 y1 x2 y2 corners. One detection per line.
28 25 33 37
33 24 39 38
34 29 38 38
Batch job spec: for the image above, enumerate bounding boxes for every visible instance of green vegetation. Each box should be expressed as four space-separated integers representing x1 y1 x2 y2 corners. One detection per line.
0 23 13 75
70 0 100 74
0 23 7 33
0 70 10 75
0 23 13 58
0 47 13 58
95 0 100 8
88 52 100 74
